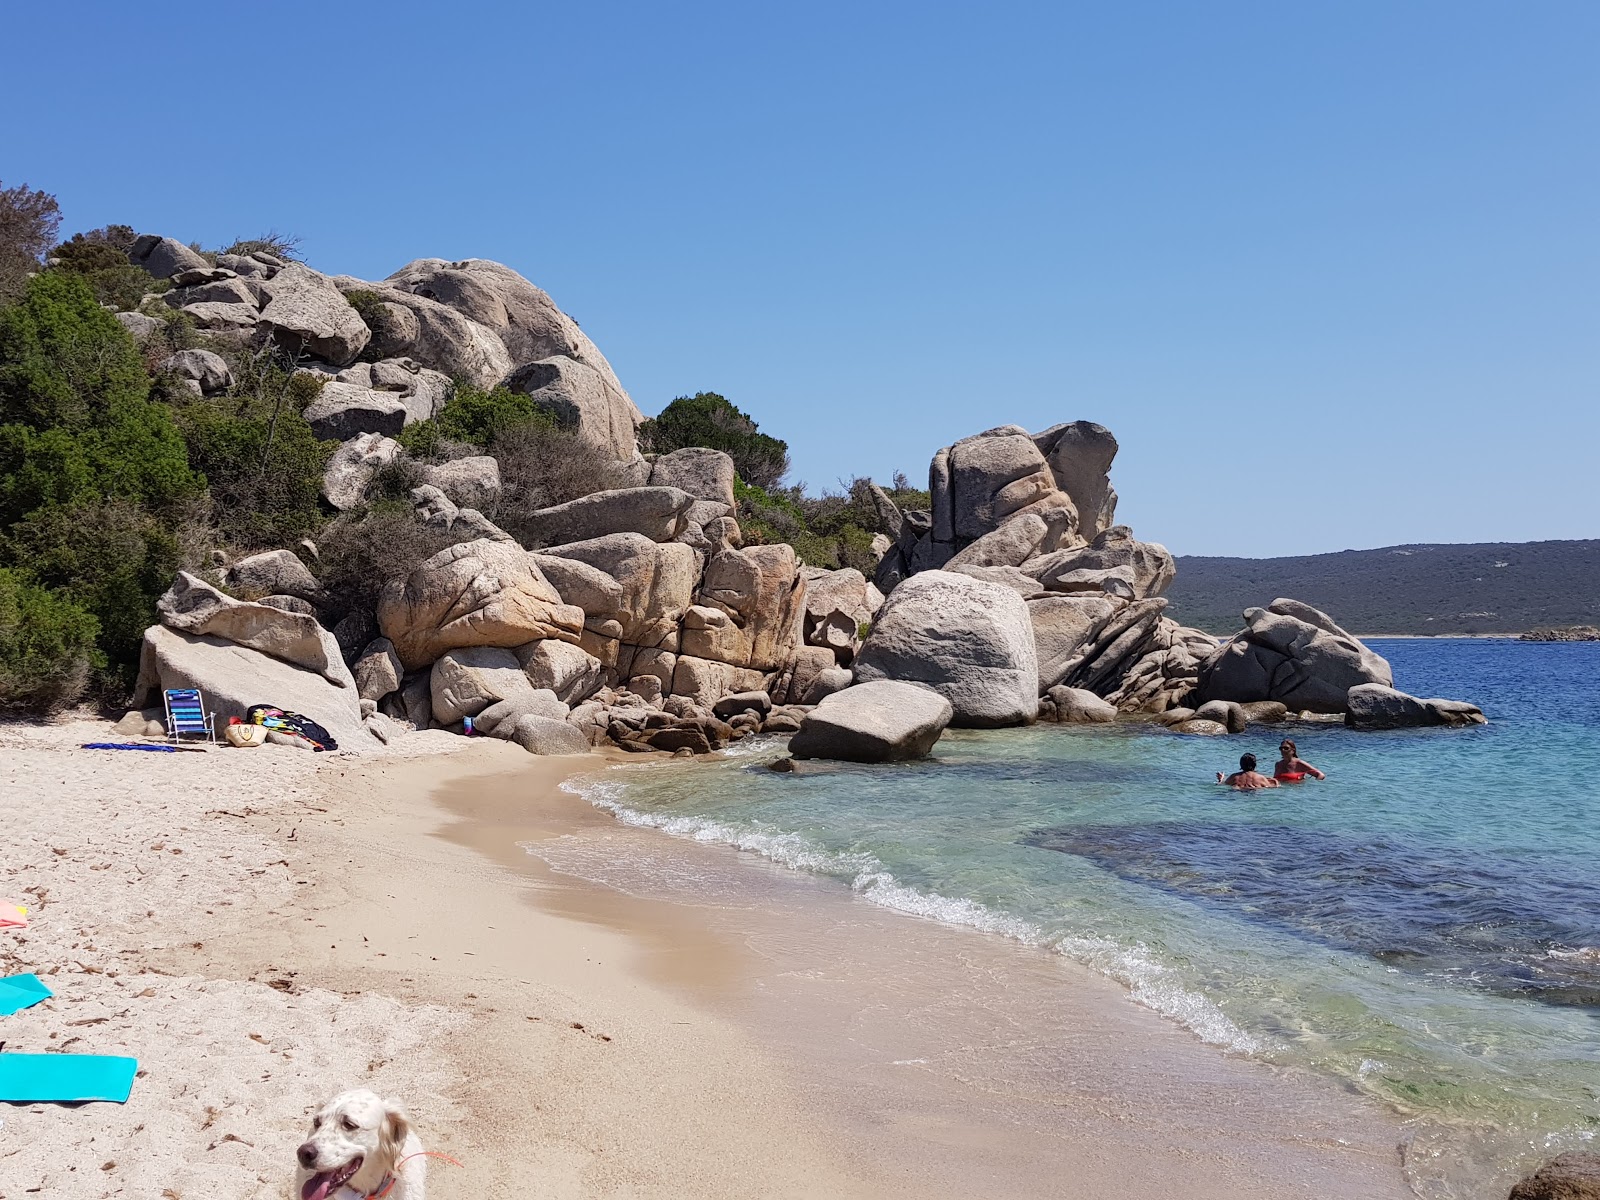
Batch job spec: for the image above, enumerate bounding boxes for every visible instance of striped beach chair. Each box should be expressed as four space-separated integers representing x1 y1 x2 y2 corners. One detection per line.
163 688 217 744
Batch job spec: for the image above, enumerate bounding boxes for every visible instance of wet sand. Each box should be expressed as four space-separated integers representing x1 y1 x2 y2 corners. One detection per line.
419 749 1417 1198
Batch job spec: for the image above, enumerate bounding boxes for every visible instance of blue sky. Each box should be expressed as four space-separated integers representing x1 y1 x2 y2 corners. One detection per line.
6 2 1595 556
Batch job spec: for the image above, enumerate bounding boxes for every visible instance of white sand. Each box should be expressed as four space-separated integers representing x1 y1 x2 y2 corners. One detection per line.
0 721 465 1199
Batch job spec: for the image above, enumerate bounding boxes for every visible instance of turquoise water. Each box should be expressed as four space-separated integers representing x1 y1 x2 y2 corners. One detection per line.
567 639 1600 1184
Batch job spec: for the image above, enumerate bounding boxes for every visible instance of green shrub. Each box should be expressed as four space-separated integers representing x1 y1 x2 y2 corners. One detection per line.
0 272 200 527
51 225 149 310
640 392 789 489
6 499 178 689
173 350 331 549
0 567 102 715
432 383 554 447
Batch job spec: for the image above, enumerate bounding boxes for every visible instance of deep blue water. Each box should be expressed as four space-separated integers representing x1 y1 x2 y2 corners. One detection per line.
568 639 1600 1186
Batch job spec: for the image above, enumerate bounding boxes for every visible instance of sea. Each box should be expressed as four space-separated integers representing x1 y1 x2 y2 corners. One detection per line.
560 639 1600 1194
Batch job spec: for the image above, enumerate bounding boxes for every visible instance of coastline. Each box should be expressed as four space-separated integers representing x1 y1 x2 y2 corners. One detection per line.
3 719 1420 1197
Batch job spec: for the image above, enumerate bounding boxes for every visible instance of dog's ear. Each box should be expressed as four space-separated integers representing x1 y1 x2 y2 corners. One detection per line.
380 1099 411 1162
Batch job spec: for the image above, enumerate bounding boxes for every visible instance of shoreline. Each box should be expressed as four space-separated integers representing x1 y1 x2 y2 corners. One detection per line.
5 718 1425 1197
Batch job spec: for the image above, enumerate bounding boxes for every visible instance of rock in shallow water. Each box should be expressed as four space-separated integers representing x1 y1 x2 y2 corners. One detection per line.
788 679 953 763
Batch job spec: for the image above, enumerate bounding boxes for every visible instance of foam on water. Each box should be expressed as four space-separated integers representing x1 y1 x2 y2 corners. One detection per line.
561 774 1267 1053
530 641 1600 1196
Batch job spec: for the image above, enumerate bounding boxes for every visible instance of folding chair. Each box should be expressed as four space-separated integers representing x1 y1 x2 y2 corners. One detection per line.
163 688 217 744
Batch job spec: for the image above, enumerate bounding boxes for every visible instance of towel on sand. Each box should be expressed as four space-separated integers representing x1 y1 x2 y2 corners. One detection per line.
0 974 51 1016
0 1053 138 1103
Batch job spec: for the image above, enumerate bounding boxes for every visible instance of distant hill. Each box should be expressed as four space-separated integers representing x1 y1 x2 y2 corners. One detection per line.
1165 540 1600 636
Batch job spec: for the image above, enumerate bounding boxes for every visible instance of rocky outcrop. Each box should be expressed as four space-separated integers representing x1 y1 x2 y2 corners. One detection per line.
1028 593 1122 693
647 447 736 509
323 433 402 510
1042 685 1117 724
853 571 1038 727
800 567 883 665
421 456 501 511
259 264 371 366
156 573 351 688
788 680 953 763
1024 526 1175 600
695 543 806 672
504 355 644 464
518 639 604 704
133 625 371 748
1033 421 1118 540
302 381 410 441
1194 599 1393 714
377 538 584 670
222 549 321 601
162 349 233 395
130 235 209 280
1345 684 1487 730
537 533 698 654
353 638 403 703
523 486 693 547
385 257 630 399
335 358 452 425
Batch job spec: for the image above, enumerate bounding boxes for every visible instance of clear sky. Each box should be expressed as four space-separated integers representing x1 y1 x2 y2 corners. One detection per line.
6 2 1595 556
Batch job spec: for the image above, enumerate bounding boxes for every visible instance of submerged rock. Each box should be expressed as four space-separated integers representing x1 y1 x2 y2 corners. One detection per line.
1508 1152 1600 1200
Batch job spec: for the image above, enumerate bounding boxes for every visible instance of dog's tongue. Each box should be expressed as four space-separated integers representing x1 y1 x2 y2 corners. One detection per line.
302 1174 335 1200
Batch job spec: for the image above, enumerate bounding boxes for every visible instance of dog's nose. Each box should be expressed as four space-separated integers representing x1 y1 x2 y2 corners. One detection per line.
297 1142 318 1168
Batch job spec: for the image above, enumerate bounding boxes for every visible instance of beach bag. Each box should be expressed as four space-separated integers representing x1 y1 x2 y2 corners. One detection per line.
246 705 339 752
224 720 267 748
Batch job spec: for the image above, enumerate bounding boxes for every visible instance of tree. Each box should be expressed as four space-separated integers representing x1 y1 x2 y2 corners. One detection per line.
0 271 198 524
53 225 150 310
640 392 790 489
0 182 60 306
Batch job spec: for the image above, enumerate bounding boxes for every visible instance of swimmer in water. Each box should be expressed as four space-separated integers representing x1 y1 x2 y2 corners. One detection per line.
1217 753 1280 790
1273 738 1325 782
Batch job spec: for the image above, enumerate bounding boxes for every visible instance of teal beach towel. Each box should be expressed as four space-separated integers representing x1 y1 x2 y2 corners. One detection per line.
0 974 51 1016
0 1054 138 1103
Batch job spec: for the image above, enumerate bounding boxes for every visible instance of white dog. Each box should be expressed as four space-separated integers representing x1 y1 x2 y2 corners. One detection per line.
294 1089 425 1200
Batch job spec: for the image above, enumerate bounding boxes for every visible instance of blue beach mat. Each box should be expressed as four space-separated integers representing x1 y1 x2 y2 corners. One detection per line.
0 1053 138 1103
0 974 51 1016
80 742 178 753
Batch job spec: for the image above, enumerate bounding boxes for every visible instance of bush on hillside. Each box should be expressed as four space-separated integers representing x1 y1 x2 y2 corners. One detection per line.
0 273 200 530
640 392 789 489
6 499 179 689
0 567 102 715
491 421 632 544
52 225 150 310
0 182 60 306
171 348 332 549
222 232 302 262
315 507 467 617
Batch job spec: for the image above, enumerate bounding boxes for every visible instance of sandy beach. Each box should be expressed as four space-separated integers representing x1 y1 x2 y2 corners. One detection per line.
1 719 1420 1198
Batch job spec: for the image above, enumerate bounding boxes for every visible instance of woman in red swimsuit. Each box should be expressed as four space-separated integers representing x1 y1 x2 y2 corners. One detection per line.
1273 738 1325 782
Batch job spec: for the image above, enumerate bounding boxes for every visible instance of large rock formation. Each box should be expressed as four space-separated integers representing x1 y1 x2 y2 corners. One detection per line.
853 571 1038 727
258 263 372 366
377 539 584 670
1194 599 1393 714
133 626 370 748
788 680 953 762
157 573 351 688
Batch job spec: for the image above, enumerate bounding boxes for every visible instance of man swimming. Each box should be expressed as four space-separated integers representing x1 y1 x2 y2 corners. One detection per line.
1217 752 1280 790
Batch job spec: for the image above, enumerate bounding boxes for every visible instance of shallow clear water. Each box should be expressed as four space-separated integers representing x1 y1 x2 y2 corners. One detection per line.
567 639 1600 1183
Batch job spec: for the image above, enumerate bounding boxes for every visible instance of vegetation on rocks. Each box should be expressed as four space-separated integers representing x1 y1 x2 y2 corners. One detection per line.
642 392 790 489
0 180 936 716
